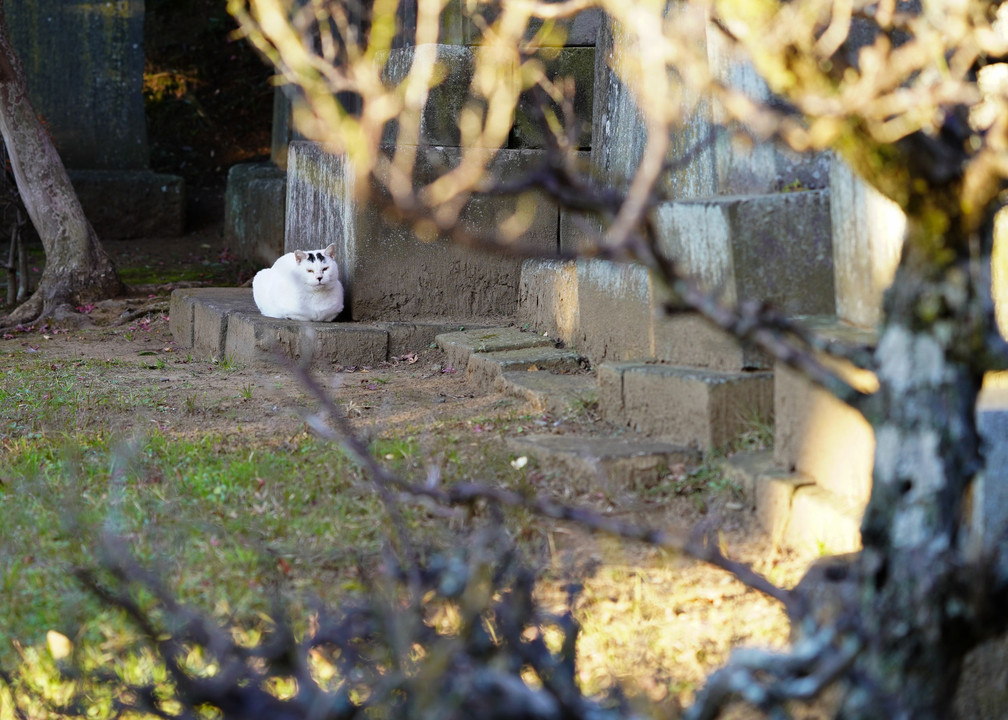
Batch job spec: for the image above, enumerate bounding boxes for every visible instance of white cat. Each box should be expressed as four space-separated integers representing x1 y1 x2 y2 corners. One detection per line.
252 244 345 321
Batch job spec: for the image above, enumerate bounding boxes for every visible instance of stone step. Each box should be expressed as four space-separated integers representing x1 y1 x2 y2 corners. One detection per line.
772 317 878 507
495 371 598 416
724 451 863 556
598 362 773 450
507 434 699 496
435 327 586 391
435 326 555 371
170 288 491 367
466 347 585 390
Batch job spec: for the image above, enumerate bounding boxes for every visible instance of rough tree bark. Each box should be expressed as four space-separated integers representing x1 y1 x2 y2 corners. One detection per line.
818 119 1008 716
0 1 123 325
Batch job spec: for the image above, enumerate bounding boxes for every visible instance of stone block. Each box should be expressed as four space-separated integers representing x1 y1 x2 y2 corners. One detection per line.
830 158 905 328
382 45 483 147
223 312 303 366
598 362 774 450
189 289 260 360
224 313 390 368
755 473 815 547
517 259 581 346
285 142 558 321
168 289 198 348
70 171 185 239
773 347 876 506
381 320 486 358
224 162 287 266
302 324 390 367
653 313 769 371
784 485 863 555
968 382 1008 580
495 371 597 416
559 204 599 254
8 0 148 170
466 346 584 390
591 15 828 200
512 47 595 150
557 193 833 369
436 326 554 372
439 3 601 46
574 259 655 362
271 86 305 170
654 190 835 315
721 449 778 505
382 43 593 149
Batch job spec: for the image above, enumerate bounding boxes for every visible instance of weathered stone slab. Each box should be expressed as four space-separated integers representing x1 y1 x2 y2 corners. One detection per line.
773 324 877 506
654 190 835 315
507 434 699 495
191 289 259 360
598 362 773 450
439 3 601 46
168 289 198 349
721 450 778 506
517 259 581 346
301 324 390 367
8 0 148 170
224 312 303 366
69 170 184 240
285 142 558 321
224 314 389 368
512 47 595 150
382 45 482 147
495 371 597 415
555 192 832 369
466 347 584 390
784 485 863 555
574 260 655 362
172 288 391 367
381 320 494 358
969 381 1008 580
170 287 257 355
756 473 816 548
653 313 769 371
830 158 905 328
225 162 287 266
591 15 827 200
436 327 554 371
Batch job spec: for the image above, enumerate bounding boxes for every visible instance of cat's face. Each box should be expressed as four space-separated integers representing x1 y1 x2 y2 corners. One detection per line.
293 244 339 287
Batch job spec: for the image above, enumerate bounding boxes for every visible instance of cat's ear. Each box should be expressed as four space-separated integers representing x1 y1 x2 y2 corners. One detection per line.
324 244 337 259
294 250 306 264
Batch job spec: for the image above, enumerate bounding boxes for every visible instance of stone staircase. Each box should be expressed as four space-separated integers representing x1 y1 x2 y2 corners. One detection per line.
433 324 866 554
169 287 499 368
169 285 883 557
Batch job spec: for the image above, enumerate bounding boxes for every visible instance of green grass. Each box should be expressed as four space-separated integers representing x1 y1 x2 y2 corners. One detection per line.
0 432 385 659
0 355 531 683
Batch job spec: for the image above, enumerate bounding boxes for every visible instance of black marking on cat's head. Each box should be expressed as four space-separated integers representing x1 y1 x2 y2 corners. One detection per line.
307 252 317 263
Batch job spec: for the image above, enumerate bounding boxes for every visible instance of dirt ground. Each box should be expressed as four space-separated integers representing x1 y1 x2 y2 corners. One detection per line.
0 222 816 714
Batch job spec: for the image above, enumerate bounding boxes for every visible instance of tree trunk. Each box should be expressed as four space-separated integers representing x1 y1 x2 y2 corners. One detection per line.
0 1 123 324
834 190 1007 717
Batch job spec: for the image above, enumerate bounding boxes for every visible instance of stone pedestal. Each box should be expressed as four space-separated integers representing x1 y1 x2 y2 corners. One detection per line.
224 163 287 267
7 0 184 239
829 158 905 328
284 141 559 321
